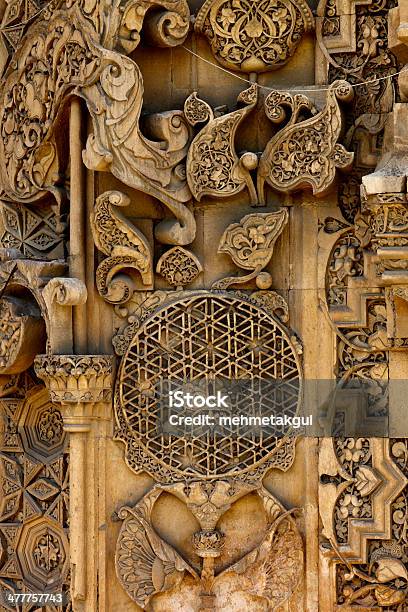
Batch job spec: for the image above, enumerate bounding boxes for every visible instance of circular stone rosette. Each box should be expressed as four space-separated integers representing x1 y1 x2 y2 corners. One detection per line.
115 291 302 481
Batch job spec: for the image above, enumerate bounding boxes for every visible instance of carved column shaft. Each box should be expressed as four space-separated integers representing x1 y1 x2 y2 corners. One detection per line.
34 354 114 611
70 98 88 354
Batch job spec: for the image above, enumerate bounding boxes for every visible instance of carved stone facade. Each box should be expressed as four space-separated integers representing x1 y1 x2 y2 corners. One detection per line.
0 0 406 610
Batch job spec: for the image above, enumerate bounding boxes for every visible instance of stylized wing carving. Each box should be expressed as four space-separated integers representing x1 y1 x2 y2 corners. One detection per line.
116 505 198 609
221 511 303 610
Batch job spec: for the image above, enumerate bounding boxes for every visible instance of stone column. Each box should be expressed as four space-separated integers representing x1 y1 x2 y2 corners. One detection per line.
34 354 114 611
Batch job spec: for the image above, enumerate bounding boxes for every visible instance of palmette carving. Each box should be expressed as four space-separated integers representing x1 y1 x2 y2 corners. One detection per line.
91 190 153 303
34 354 114 403
258 81 354 203
195 0 314 73
185 86 258 205
213 209 288 289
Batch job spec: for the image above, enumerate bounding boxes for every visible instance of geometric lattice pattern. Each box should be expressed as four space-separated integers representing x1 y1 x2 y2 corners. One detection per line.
0 201 63 260
0 386 69 605
116 292 302 480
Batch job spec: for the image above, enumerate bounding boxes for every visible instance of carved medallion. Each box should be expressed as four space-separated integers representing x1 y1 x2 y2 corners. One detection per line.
195 0 314 73
115 291 302 481
156 246 202 289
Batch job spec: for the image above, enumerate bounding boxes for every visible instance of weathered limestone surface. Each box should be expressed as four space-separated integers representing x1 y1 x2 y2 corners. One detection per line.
0 0 407 610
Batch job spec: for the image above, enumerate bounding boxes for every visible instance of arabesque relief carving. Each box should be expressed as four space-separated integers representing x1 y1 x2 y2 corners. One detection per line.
156 246 202 289
195 0 314 73
319 438 408 609
185 86 259 205
212 208 288 289
91 190 153 303
0 0 195 246
258 80 355 202
0 0 406 609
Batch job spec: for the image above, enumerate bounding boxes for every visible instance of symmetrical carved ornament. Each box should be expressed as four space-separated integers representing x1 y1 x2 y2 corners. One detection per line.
115 291 302 483
156 246 202 289
183 80 354 211
195 0 314 73
34 355 114 404
213 209 288 289
115 482 303 610
91 190 153 303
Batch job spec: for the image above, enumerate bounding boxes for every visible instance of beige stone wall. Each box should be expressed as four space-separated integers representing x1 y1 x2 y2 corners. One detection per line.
0 0 408 610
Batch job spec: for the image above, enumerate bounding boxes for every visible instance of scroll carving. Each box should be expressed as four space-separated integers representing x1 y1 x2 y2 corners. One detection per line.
91 190 153 303
0 1 194 246
114 0 191 54
195 0 314 73
80 48 196 245
41 277 87 354
212 209 288 289
185 86 258 205
258 81 355 203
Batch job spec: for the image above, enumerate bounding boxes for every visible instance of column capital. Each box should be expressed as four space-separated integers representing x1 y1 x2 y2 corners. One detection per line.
34 354 115 404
